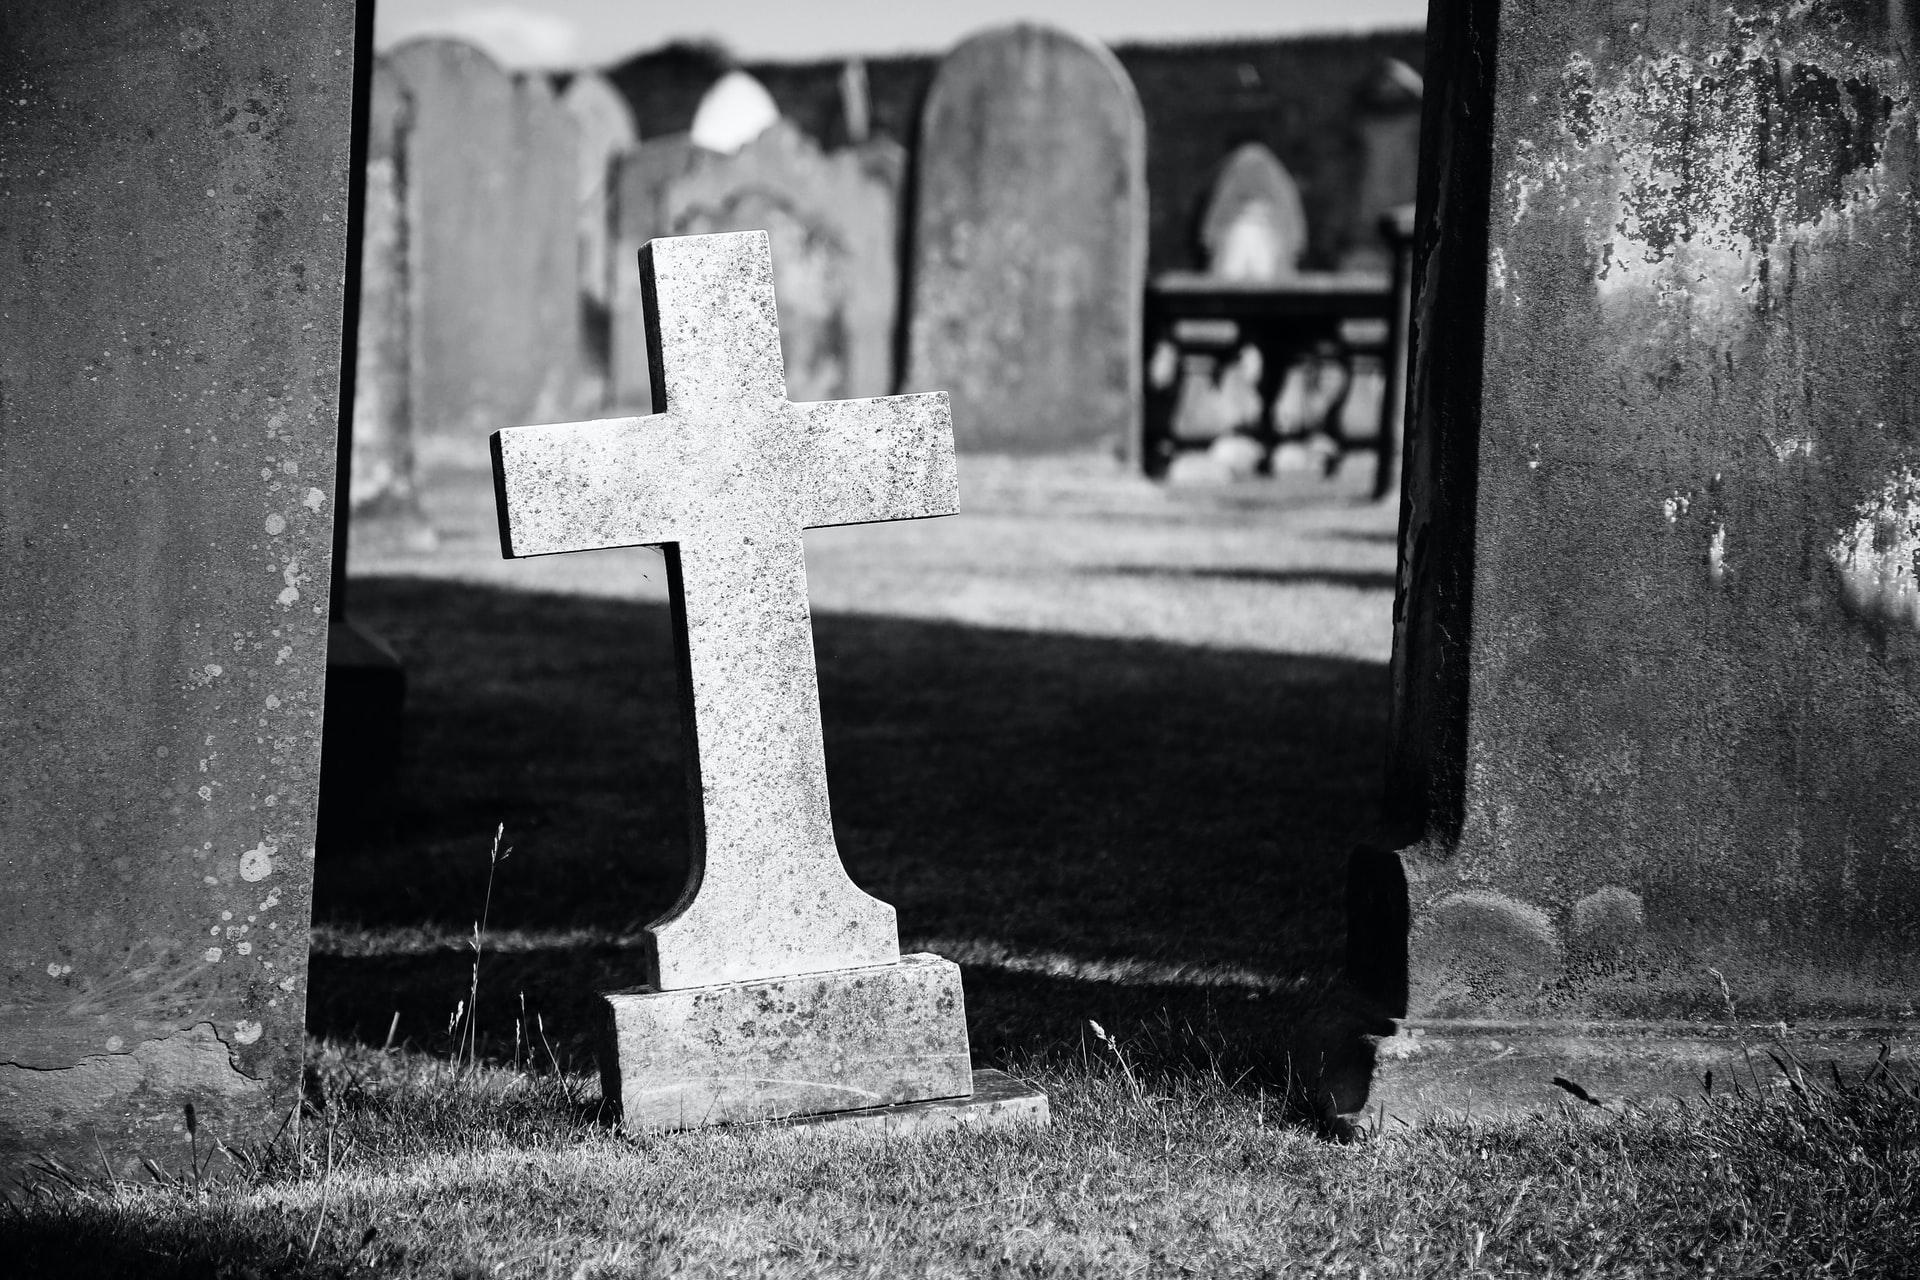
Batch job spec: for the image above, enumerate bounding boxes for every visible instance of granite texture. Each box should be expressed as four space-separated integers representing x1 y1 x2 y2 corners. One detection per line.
0 0 353 1178
1364 0 1920 1028
906 23 1148 457
600 954 973 1131
492 230 957 989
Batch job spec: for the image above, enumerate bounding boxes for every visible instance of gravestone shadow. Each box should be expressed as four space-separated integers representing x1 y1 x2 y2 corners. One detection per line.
310 576 1394 1115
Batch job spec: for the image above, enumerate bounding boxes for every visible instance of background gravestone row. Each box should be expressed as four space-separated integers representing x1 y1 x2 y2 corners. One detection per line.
351 22 1425 519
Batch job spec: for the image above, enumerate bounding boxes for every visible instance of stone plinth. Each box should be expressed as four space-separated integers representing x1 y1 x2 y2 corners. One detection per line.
601 955 972 1130
1355 0 1920 1118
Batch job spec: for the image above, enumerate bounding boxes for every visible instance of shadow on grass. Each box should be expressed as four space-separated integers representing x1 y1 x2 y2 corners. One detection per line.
313 576 1393 1111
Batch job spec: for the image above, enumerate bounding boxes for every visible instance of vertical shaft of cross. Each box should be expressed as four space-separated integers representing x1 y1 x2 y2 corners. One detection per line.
647 523 899 989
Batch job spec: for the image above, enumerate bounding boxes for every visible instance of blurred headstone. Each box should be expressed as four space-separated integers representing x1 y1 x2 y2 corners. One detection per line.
491 231 1047 1133
689 69 779 155
0 0 352 1178
1200 143 1308 282
1360 0 1920 1119
1345 59 1423 272
561 73 639 404
350 58 427 534
610 125 903 411
384 38 584 458
907 24 1147 457
607 134 700 411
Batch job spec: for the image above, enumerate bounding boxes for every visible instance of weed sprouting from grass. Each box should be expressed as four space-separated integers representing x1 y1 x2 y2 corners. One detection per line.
449 823 511 1073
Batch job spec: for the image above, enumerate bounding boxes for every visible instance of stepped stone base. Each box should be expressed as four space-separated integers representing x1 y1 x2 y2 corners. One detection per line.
776 1068 1049 1137
1364 1020 1920 1124
600 954 976 1131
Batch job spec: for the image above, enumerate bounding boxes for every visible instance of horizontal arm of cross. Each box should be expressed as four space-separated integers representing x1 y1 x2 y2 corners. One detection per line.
491 414 707 557
796 392 957 530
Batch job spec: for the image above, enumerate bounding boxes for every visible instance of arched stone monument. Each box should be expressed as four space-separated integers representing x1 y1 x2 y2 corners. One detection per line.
906 24 1147 457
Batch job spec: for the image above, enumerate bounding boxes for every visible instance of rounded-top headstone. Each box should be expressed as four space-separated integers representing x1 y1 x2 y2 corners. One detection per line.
1200 143 1308 282
907 23 1147 458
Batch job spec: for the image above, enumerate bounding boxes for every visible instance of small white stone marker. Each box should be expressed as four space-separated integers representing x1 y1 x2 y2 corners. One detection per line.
491 231 1045 1131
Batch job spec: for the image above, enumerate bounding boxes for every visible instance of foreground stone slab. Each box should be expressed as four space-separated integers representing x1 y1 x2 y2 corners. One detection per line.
0 0 353 1179
1353 0 1920 1114
601 955 972 1130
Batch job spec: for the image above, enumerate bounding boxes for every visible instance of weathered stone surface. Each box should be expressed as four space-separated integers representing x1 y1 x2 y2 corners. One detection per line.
1200 142 1309 281
907 24 1147 456
1408 891 1561 1015
384 38 584 450
600 955 973 1130
492 230 956 989
1366 0 1920 1036
0 0 352 1178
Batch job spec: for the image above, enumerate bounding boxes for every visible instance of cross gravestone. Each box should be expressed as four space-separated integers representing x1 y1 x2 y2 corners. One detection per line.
906 23 1147 457
492 231 1047 1131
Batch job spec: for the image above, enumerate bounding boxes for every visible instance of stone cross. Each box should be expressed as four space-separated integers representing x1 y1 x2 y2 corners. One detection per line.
491 230 956 991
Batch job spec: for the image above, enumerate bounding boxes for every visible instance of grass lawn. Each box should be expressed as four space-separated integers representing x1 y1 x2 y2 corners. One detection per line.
7 456 1915 1275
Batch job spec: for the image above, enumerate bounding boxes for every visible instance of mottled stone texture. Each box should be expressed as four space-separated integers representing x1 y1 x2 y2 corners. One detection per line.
383 38 583 450
493 231 957 990
1375 0 1920 1023
0 0 352 1176
907 24 1147 456
601 955 972 1130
